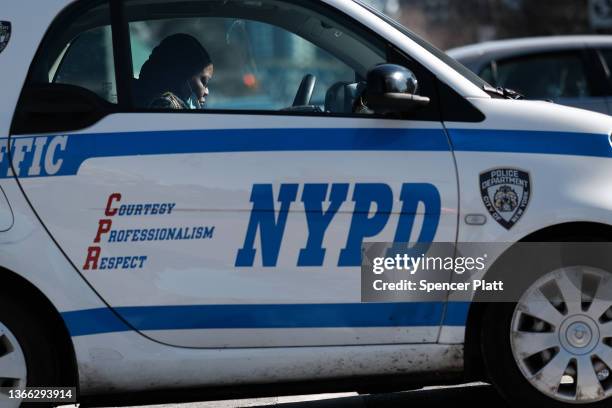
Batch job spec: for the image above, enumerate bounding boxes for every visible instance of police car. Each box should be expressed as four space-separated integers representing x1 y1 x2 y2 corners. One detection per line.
1 0 612 407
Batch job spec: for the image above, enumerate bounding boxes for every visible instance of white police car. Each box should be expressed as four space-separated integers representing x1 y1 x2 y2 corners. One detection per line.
1 0 612 407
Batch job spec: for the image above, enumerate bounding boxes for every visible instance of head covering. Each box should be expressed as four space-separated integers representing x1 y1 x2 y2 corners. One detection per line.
138 33 212 104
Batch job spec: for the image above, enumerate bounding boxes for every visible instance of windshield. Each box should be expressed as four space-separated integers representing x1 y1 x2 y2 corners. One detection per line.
353 0 490 90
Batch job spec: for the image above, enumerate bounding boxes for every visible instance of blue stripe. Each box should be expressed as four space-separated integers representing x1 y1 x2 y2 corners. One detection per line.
62 307 132 337
9 128 450 178
61 302 469 337
449 129 612 158
9 128 612 179
443 302 471 326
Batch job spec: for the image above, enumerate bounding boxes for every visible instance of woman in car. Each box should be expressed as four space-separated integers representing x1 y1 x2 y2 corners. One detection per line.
138 33 213 109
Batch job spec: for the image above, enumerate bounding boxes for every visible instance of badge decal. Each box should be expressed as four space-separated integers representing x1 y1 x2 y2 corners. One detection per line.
0 22 10 55
480 168 531 230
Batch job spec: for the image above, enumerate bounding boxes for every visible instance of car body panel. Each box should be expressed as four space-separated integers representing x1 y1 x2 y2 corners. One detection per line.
73 331 463 395
14 115 458 348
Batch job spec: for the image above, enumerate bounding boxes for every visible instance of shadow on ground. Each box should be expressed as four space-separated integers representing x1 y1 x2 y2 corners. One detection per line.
249 385 509 408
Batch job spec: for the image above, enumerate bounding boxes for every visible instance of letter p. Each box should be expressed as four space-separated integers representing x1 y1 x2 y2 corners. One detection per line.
94 219 112 243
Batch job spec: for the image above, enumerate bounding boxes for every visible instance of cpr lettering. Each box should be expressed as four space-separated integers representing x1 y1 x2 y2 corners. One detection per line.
1 135 68 177
84 194 124 270
235 183 441 267
84 193 162 271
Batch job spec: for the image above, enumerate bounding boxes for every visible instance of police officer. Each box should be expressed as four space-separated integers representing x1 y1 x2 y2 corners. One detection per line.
138 33 213 109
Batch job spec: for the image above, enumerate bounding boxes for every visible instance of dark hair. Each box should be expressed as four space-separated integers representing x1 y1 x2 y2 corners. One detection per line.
138 33 212 103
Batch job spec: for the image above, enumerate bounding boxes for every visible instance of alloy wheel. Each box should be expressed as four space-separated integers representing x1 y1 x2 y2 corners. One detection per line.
511 266 612 403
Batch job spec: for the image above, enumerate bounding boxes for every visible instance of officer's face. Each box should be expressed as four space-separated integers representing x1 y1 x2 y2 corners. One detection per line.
189 64 214 106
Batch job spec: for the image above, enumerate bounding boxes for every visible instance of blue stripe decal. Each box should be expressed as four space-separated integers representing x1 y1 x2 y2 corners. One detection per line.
8 128 612 179
61 302 470 337
442 302 471 326
62 307 132 337
8 128 450 179
449 129 612 158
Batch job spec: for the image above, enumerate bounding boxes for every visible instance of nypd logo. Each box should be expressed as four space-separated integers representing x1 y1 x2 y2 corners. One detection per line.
480 168 531 230
0 22 10 55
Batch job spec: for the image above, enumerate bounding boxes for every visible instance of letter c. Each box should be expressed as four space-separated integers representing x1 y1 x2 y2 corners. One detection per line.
105 193 122 216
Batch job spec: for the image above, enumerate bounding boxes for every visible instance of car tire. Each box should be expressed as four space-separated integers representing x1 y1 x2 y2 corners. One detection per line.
481 252 612 408
0 290 64 408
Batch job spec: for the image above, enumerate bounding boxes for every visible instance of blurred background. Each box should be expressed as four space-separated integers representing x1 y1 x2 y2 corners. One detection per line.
364 0 612 49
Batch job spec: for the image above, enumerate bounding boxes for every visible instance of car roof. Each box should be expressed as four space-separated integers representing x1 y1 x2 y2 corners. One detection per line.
447 35 612 63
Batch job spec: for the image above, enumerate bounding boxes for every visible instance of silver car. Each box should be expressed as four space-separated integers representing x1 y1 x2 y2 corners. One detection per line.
448 35 612 114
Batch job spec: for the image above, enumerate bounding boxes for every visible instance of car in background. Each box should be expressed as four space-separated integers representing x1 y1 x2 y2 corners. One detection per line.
448 36 612 114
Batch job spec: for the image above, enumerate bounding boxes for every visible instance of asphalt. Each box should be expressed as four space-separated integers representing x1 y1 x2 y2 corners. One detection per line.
65 383 509 408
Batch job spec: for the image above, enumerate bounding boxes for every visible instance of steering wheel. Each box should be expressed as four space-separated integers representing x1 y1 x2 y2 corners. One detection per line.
293 74 316 106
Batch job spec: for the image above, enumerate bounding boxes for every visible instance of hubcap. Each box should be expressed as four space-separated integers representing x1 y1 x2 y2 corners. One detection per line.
511 266 612 404
0 322 26 408
560 316 599 355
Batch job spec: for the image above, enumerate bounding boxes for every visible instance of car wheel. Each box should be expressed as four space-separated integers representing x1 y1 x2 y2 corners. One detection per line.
482 265 612 407
0 293 63 408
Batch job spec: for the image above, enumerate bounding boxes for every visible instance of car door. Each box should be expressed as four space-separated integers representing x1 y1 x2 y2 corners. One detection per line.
10 0 458 348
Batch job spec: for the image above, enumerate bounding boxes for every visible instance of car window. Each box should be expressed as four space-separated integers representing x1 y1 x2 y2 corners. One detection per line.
599 48 612 84
28 2 117 103
492 52 592 100
125 0 387 114
478 63 495 85
53 26 117 103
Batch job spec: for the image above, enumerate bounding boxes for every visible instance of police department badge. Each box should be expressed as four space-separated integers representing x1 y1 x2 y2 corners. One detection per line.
0 22 10 55
480 168 531 230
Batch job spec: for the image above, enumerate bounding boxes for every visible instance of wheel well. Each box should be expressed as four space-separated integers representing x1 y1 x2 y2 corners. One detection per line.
0 267 78 389
463 221 612 381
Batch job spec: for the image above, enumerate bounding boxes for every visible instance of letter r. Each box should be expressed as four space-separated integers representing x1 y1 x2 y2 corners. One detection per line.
83 246 101 270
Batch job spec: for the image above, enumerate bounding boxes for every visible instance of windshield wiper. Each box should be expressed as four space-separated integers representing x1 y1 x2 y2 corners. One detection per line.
483 84 524 100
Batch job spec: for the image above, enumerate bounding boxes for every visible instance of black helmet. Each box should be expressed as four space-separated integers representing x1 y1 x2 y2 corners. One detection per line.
366 64 418 95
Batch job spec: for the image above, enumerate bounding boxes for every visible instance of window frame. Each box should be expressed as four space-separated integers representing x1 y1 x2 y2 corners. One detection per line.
115 0 426 118
11 0 120 135
24 0 119 100
127 15 367 112
13 0 486 134
110 0 135 109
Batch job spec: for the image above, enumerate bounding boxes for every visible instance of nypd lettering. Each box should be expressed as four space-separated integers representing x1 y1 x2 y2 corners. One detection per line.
480 168 531 230
236 183 441 267
0 136 68 177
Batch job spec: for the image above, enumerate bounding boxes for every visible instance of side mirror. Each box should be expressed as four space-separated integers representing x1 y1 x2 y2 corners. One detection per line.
364 64 430 114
